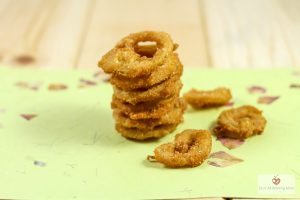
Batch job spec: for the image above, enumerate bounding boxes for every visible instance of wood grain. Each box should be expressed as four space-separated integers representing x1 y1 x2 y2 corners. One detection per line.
0 0 299 69
203 0 300 68
32 0 94 68
77 0 208 69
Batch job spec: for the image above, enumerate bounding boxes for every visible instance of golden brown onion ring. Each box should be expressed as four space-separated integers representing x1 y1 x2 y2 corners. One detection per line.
183 87 232 108
99 31 174 78
116 124 178 140
111 95 178 119
113 98 186 130
149 129 212 168
214 105 267 139
110 53 182 90
113 74 182 105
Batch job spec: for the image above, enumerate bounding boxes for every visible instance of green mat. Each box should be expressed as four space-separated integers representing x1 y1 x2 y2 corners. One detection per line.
0 66 299 200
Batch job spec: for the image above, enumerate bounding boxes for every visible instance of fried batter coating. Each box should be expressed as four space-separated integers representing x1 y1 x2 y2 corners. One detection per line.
113 98 186 130
111 95 178 119
150 129 212 168
110 53 182 90
116 124 178 140
99 31 175 78
183 87 232 108
113 74 182 104
214 105 267 139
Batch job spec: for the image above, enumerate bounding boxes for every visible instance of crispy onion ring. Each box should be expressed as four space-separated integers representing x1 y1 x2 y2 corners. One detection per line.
110 53 182 90
98 31 174 78
116 124 178 140
149 129 212 168
183 87 232 108
111 95 179 119
113 98 186 130
113 73 182 104
214 105 267 139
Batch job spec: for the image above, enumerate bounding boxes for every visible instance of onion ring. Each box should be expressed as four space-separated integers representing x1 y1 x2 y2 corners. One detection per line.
149 129 212 168
110 53 182 90
113 73 182 104
111 95 179 119
113 98 186 130
116 124 178 140
98 31 175 78
214 105 267 139
183 87 232 108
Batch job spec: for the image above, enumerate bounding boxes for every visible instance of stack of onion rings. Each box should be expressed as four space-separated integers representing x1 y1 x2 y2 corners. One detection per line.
98 31 185 140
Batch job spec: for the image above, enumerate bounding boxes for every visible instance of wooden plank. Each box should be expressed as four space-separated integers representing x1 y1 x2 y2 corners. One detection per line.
1 0 299 69
202 0 299 68
0 0 94 68
0 0 11 15
0 0 44 66
77 0 209 69
201 0 237 68
33 0 94 68
276 0 300 67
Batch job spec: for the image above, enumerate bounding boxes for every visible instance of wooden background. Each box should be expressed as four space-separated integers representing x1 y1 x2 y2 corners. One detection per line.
0 0 300 69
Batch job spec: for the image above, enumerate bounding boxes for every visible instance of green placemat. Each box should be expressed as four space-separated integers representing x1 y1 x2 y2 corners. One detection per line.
0 66 299 200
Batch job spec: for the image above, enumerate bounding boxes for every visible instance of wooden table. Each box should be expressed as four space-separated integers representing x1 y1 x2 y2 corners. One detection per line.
0 0 299 69
0 0 298 199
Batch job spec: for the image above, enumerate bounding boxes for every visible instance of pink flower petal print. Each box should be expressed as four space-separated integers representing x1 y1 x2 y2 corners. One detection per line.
217 136 244 149
209 151 243 161
257 96 279 104
225 101 234 107
20 114 37 121
208 151 243 168
207 160 242 168
248 86 266 94
207 161 223 167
